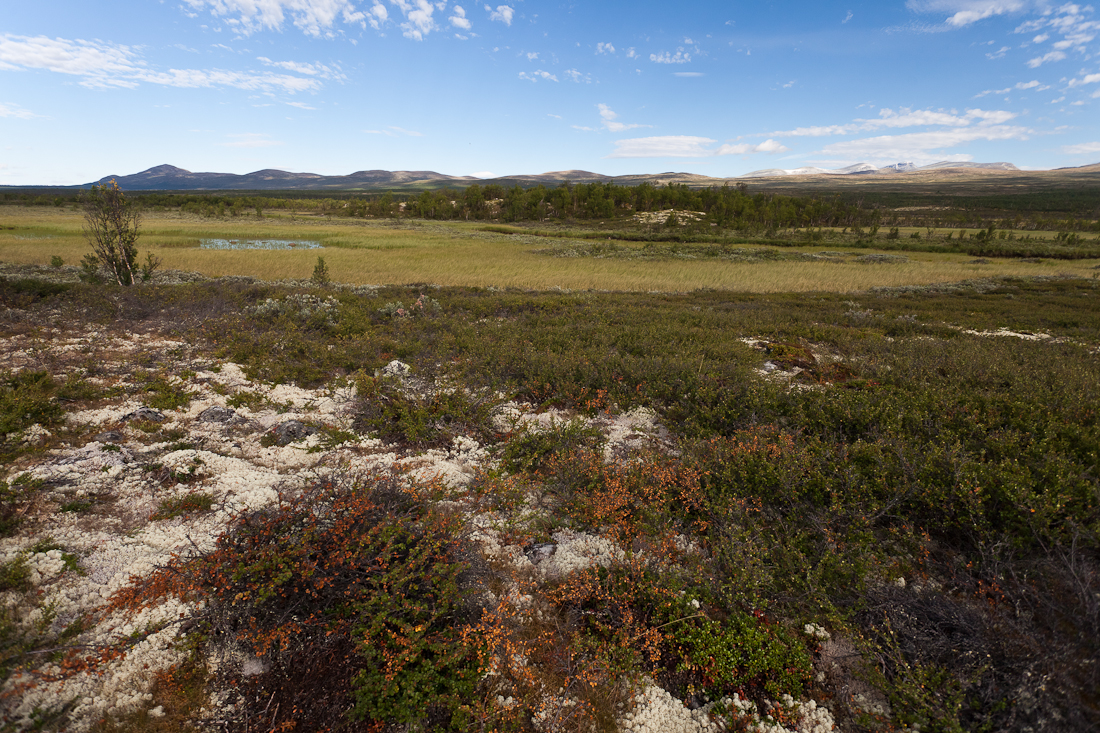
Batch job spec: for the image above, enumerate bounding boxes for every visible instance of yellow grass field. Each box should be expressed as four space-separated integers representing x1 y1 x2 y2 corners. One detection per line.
2 207 1097 292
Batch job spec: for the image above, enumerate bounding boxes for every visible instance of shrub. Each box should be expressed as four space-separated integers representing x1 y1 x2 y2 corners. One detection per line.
151 493 215 521
311 256 331 286
353 375 500 448
107 476 482 732
81 180 148 286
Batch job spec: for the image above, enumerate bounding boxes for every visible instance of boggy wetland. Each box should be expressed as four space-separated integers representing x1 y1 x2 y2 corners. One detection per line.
1 179 1099 733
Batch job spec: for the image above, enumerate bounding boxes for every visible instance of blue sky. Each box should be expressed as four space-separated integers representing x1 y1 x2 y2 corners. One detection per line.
1 0 1098 185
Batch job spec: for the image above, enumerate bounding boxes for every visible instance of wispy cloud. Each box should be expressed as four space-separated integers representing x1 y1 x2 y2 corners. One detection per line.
607 136 787 158
1062 141 1100 153
650 48 691 64
182 0 370 38
816 125 1031 166
843 10 854 23
0 34 321 93
364 126 424 136
564 68 592 83
286 101 316 109
0 101 39 119
518 69 557 82
1027 50 1067 67
597 103 648 132
674 72 704 77
986 45 1010 59
596 42 615 55
975 79 1048 95
768 107 1017 136
257 57 346 81
906 0 1029 28
221 133 283 148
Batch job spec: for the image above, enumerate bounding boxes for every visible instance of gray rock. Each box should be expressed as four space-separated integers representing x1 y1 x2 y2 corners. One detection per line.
121 407 166 423
382 360 411 377
198 406 236 423
271 420 320 446
524 543 557 565
93 431 125 443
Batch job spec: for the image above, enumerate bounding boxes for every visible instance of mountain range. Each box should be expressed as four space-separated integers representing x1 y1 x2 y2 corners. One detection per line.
73 160 1094 192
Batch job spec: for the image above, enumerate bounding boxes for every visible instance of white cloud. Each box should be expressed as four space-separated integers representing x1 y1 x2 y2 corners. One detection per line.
286 101 316 109
906 0 1029 28
368 2 388 30
392 0 438 40
769 106 1017 137
1028 49 1067 66
1016 4 1099 59
844 10 854 22
221 133 283 148
1067 72 1100 86
526 51 539 60
675 72 705 77
1062 141 1100 153
596 42 615 55
257 56 346 80
626 47 637 58
608 135 787 158
597 103 648 132
986 45 1010 59
518 69 557 82
564 68 592 83
0 102 38 119
471 170 495 177
817 124 1031 165
182 0 369 37
650 48 691 64
0 34 321 93
486 4 514 25
449 5 471 29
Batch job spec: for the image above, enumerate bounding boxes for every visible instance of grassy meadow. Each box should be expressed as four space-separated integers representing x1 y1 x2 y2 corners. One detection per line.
2 207 1098 292
1 190 1099 732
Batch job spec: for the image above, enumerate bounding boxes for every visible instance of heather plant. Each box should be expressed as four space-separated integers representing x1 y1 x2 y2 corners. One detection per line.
352 373 501 448
106 474 481 732
138 373 192 411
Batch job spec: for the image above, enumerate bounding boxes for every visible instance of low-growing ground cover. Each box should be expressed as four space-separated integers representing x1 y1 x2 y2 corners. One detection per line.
2 208 1098 293
0 268 1097 732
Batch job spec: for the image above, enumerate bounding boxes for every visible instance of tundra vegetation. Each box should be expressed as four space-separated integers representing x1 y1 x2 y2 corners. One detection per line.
0 181 1098 732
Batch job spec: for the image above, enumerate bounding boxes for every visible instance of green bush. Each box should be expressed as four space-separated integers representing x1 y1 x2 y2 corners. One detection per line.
353 375 500 448
110 477 481 731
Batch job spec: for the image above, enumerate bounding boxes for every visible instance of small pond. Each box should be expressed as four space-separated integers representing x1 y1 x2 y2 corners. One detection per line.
200 238 322 250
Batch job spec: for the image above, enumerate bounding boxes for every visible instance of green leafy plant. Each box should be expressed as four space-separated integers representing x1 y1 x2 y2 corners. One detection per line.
107 476 481 732
81 180 147 286
151 493 215 521
311 255 331 286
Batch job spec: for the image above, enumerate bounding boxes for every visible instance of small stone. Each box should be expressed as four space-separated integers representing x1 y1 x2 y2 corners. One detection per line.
93 431 125 443
271 420 320 446
524 543 557 565
382 359 411 377
121 407 166 423
198 406 236 423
